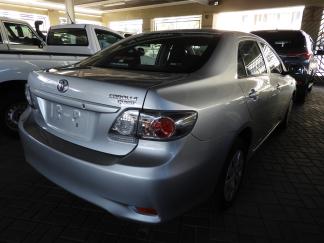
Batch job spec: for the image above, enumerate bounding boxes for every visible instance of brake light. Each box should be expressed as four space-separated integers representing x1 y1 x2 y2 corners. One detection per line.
135 207 158 216
151 117 176 139
287 52 312 60
109 110 197 142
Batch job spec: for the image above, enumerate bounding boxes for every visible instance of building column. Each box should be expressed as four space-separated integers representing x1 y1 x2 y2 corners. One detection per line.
48 10 61 26
301 6 323 42
65 0 76 24
201 12 214 29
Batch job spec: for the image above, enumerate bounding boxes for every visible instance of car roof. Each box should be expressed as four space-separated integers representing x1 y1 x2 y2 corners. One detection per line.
127 29 258 40
251 29 307 36
0 17 30 25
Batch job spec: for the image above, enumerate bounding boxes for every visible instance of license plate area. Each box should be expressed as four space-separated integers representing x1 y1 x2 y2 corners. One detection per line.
44 101 96 140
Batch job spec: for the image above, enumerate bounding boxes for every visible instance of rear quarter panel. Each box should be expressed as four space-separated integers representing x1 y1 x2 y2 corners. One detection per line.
144 33 252 142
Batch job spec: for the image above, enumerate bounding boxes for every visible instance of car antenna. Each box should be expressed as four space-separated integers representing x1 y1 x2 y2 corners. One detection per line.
66 11 75 24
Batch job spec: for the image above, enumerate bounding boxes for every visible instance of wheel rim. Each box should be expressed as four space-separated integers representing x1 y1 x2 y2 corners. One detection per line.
224 150 244 202
4 102 27 131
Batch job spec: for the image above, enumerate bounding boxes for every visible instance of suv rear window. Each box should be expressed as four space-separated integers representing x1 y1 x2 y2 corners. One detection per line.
252 31 306 53
79 35 219 73
47 28 89 46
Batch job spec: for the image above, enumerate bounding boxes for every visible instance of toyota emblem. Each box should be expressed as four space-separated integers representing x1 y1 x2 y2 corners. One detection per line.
57 79 69 93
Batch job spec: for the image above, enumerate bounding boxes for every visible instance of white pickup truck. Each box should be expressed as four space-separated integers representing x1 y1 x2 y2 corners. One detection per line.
0 18 124 134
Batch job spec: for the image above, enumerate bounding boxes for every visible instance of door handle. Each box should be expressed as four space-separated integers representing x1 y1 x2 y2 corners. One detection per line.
248 89 258 100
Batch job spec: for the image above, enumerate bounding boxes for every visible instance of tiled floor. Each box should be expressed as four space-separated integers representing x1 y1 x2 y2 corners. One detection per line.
0 86 324 243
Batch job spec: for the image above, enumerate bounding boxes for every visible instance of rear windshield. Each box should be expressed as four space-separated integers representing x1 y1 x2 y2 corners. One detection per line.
47 28 88 46
252 31 306 53
78 34 219 73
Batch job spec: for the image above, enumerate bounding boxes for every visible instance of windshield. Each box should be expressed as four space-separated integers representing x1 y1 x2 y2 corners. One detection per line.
78 34 219 73
253 31 306 53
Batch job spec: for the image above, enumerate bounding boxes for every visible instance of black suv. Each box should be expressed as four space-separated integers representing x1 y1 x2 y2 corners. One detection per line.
252 30 318 102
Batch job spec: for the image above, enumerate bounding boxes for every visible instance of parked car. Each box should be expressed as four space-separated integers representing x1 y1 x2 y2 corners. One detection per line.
251 30 318 102
19 30 295 223
0 18 124 135
45 24 124 55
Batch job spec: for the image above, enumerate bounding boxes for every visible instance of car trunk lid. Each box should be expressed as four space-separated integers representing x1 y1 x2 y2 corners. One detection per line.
28 67 188 156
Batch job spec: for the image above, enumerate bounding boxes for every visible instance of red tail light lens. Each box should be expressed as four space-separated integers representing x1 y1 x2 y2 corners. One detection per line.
135 207 158 216
151 117 176 139
287 52 312 60
138 111 197 141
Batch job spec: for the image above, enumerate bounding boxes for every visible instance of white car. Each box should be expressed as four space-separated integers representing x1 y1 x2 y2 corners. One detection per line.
0 18 124 135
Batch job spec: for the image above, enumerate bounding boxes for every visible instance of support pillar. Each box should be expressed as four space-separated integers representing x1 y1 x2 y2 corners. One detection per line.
301 6 323 42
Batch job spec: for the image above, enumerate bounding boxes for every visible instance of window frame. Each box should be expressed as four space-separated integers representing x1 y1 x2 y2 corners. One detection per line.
79 34 219 73
259 41 284 75
94 28 123 50
3 21 39 46
237 39 268 79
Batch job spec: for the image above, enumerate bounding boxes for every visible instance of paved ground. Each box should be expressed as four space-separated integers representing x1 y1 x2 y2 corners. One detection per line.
1 86 324 243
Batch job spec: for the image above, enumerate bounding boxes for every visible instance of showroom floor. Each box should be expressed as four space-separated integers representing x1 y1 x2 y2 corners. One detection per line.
0 87 324 243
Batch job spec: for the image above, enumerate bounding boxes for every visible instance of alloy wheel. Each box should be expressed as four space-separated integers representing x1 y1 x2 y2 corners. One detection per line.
4 102 27 132
224 150 244 202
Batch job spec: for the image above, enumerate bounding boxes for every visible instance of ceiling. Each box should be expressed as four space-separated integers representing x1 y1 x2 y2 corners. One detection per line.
74 0 203 11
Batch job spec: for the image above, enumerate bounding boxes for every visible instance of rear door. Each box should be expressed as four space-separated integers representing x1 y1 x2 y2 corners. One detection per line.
237 40 274 145
260 42 290 121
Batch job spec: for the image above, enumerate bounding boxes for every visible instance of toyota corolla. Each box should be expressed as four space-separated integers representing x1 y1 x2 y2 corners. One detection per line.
19 30 295 223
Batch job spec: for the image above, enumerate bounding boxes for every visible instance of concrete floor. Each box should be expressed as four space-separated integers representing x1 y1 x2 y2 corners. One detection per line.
0 86 324 243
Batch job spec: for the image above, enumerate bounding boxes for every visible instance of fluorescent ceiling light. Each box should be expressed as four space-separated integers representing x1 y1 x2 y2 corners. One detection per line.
103 2 126 7
0 0 103 15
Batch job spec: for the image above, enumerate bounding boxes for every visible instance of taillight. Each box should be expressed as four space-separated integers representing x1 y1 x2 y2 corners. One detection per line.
287 52 312 60
110 110 139 143
109 110 197 142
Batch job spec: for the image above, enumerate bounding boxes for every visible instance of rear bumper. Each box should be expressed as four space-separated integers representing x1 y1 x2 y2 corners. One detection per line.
19 108 228 223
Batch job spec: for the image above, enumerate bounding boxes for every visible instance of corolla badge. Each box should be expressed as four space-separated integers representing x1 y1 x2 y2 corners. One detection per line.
57 79 69 93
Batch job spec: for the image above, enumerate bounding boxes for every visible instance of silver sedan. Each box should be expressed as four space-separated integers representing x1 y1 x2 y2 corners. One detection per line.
19 30 295 223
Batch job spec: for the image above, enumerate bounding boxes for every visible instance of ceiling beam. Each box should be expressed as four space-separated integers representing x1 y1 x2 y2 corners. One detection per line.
190 0 209 5
102 1 200 13
76 0 124 7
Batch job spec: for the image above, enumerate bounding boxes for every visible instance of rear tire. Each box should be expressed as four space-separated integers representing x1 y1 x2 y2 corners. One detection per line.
280 98 293 129
218 139 247 209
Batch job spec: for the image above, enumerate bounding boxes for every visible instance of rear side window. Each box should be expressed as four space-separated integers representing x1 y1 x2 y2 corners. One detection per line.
95 29 122 50
260 43 283 74
4 22 38 45
47 28 89 46
238 41 267 76
79 35 219 73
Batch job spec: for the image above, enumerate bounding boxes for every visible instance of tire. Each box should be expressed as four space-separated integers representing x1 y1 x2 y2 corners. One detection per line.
0 93 27 137
218 139 247 209
280 98 293 129
294 86 307 103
